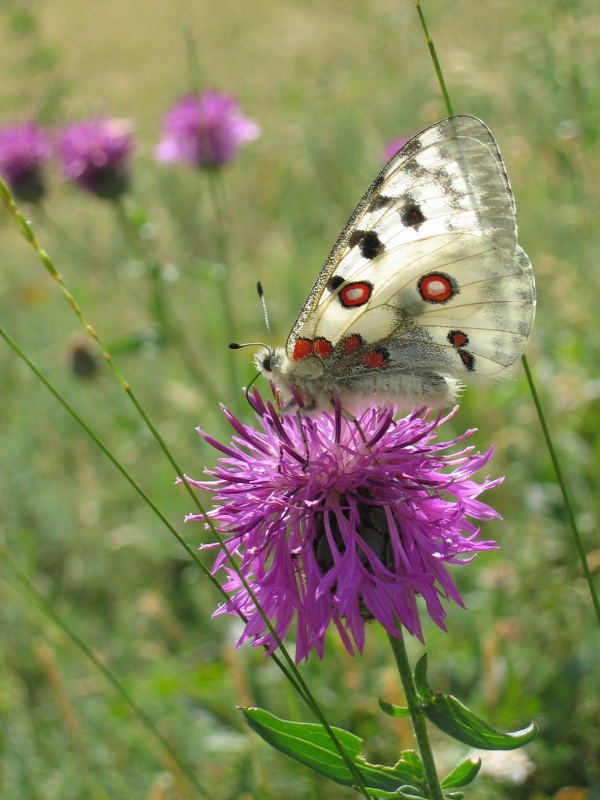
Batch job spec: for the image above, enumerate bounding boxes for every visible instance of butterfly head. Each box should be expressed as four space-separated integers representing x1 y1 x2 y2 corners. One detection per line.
253 345 285 381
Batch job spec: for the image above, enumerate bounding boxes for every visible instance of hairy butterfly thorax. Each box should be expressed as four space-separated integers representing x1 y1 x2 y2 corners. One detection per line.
238 116 535 414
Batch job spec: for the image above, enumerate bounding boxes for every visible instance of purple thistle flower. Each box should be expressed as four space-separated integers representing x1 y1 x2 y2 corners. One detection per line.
57 117 134 199
383 134 412 163
186 390 502 663
155 92 260 169
0 122 51 202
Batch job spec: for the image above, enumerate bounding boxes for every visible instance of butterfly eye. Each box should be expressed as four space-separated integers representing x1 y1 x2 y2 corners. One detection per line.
262 355 272 372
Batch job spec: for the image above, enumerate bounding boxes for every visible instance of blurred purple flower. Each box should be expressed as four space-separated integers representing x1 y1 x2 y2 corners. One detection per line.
186 390 502 663
155 92 260 169
383 134 411 163
57 118 134 199
0 122 50 202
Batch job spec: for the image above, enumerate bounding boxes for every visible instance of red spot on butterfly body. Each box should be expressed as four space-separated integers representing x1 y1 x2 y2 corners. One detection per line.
359 348 390 369
293 338 314 361
338 333 364 355
314 337 333 358
339 282 372 308
418 272 456 303
292 337 334 361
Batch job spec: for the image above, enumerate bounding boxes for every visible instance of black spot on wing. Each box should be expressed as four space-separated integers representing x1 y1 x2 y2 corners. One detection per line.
348 229 385 260
400 197 426 229
327 275 345 293
368 194 393 213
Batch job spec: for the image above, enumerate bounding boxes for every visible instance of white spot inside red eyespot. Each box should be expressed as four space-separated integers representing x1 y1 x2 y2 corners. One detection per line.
339 282 372 308
418 272 456 303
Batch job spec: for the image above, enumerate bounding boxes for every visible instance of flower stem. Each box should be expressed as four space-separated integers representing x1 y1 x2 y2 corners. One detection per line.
387 634 443 800
112 197 222 408
414 0 454 118
521 355 600 624
206 170 242 413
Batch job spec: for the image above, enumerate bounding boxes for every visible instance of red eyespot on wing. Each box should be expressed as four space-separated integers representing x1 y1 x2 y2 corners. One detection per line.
313 337 333 358
293 338 314 361
448 330 469 348
339 282 372 308
359 347 390 369
338 333 364 355
418 272 456 303
458 350 475 372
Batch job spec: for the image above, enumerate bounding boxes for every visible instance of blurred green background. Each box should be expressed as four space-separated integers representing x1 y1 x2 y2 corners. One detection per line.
1 1 599 798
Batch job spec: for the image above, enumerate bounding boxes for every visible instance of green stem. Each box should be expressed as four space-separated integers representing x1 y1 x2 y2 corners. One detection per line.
112 198 222 408
1 324 370 799
207 171 241 411
414 0 454 117
183 21 203 95
414 0 597 629
113 198 168 333
388 634 443 800
0 177 371 797
521 355 600 624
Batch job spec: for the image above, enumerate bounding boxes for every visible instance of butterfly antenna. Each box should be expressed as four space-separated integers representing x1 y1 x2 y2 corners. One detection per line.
257 281 274 353
228 282 274 352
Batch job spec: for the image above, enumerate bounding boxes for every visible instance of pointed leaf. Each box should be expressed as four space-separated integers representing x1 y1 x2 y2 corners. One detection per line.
422 693 537 750
440 758 481 789
242 707 424 795
414 653 434 699
414 653 537 749
379 699 411 718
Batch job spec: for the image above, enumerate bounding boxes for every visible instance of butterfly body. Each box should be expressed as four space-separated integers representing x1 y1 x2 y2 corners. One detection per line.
255 115 535 413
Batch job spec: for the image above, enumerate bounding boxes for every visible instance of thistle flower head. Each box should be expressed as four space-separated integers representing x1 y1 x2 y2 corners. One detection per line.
187 391 502 663
57 117 134 199
0 121 50 202
155 92 260 168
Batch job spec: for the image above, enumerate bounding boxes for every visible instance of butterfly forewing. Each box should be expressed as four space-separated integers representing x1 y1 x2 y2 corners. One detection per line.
285 115 535 389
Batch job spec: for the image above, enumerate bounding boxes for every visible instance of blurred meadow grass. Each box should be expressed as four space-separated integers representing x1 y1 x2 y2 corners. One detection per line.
1 0 599 797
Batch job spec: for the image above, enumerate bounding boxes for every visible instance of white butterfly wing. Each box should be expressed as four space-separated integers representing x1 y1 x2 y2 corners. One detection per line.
285 116 535 392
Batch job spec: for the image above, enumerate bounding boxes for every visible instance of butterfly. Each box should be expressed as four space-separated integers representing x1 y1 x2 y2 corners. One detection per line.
250 115 535 413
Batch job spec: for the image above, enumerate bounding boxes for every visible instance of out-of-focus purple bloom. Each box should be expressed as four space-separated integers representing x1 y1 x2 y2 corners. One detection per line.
0 122 50 202
186 390 502 663
383 134 411 163
57 118 134 199
155 92 260 169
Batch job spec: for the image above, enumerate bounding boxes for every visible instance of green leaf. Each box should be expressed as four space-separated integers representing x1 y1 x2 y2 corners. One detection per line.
242 707 424 795
440 758 481 789
379 700 411 718
414 655 538 750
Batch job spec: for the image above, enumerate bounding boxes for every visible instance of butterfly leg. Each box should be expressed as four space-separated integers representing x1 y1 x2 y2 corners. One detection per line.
295 409 311 468
333 400 368 444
